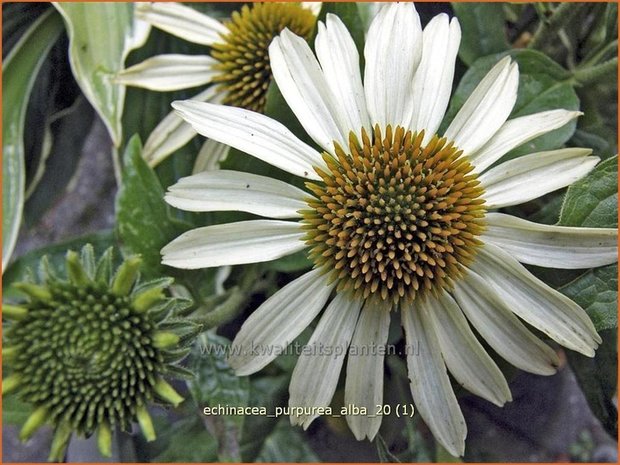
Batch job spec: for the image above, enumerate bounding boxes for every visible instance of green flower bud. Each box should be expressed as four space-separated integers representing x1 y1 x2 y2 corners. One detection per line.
3 245 197 460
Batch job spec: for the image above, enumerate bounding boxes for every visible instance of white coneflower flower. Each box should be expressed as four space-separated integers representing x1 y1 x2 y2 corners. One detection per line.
161 4 617 456
116 2 320 167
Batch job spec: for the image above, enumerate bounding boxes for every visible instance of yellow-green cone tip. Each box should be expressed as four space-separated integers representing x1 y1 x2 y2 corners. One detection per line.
20 406 48 441
2 374 22 395
133 287 165 313
136 405 156 442
154 378 184 407
111 256 142 296
3 304 28 321
13 283 51 301
48 423 72 462
66 250 89 286
97 422 112 457
153 331 180 349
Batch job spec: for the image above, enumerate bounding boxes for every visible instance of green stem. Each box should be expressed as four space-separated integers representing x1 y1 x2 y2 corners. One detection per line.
573 58 618 85
192 264 265 328
581 39 618 68
528 3 586 50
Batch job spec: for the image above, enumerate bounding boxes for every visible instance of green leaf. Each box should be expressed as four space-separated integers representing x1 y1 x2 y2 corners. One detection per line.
565 330 617 436
560 265 617 331
147 415 218 462
441 49 580 162
451 3 509 66
240 374 290 462
556 157 618 435
115 135 188 276
187 333 251 462
557 155 618 332
2 9 64 270
53 3 149 146
255 419 319 462
559 155 618 228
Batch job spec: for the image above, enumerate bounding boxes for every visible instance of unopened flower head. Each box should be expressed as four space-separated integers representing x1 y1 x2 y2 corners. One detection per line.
162 3 617 457
2 245 199 461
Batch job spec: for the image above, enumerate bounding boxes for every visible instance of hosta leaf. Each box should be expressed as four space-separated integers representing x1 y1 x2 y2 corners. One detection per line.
53 3 150 146
2 9 64 271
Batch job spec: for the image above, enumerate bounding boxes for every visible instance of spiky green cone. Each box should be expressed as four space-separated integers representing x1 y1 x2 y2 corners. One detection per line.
2 245 199 461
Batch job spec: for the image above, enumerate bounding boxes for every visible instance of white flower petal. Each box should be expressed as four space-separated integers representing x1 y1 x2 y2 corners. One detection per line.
364 3 422 129
470 109 582 173
402 301 466 457
172 100 326 180
289 293 363 428
135 2 227 46
229 268 334 375
301 1 322 16
192 139 230 173
116 54 217 91
161 220 305 269
269 30 349 153
453 269 560 376
484 212 618 269
345 301 390 440
165 170 309 219
410 14 461 144
481 148 599 208
472 244 601 356
142 87 221 167
315 14 370 141
425 291 511 406
445 57 519 155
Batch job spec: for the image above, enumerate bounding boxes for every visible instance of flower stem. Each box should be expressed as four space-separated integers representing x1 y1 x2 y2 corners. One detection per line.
573 58 618 85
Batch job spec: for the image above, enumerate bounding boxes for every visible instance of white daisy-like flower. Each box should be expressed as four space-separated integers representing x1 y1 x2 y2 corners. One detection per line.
161 3 617 456
116 1 320 167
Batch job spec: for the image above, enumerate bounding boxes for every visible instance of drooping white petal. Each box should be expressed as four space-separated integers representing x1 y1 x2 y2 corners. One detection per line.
289 293 362 429
269 29 349 153
401 301 466 457
469 109 582 172
165 170 309 219
472 244 602 356
315 14 370 141
484 212 618 269
229 268 334 375
192 139 230 173
444 57 519 155
410 14 461 144
142 87 221 167
172 100 326 179
116 54 218 91
481 148 599 208
135 2 227 46
345 301 391 440
161 220 305 269
425 291 511 407
453 269 560 376
364 3 422 129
